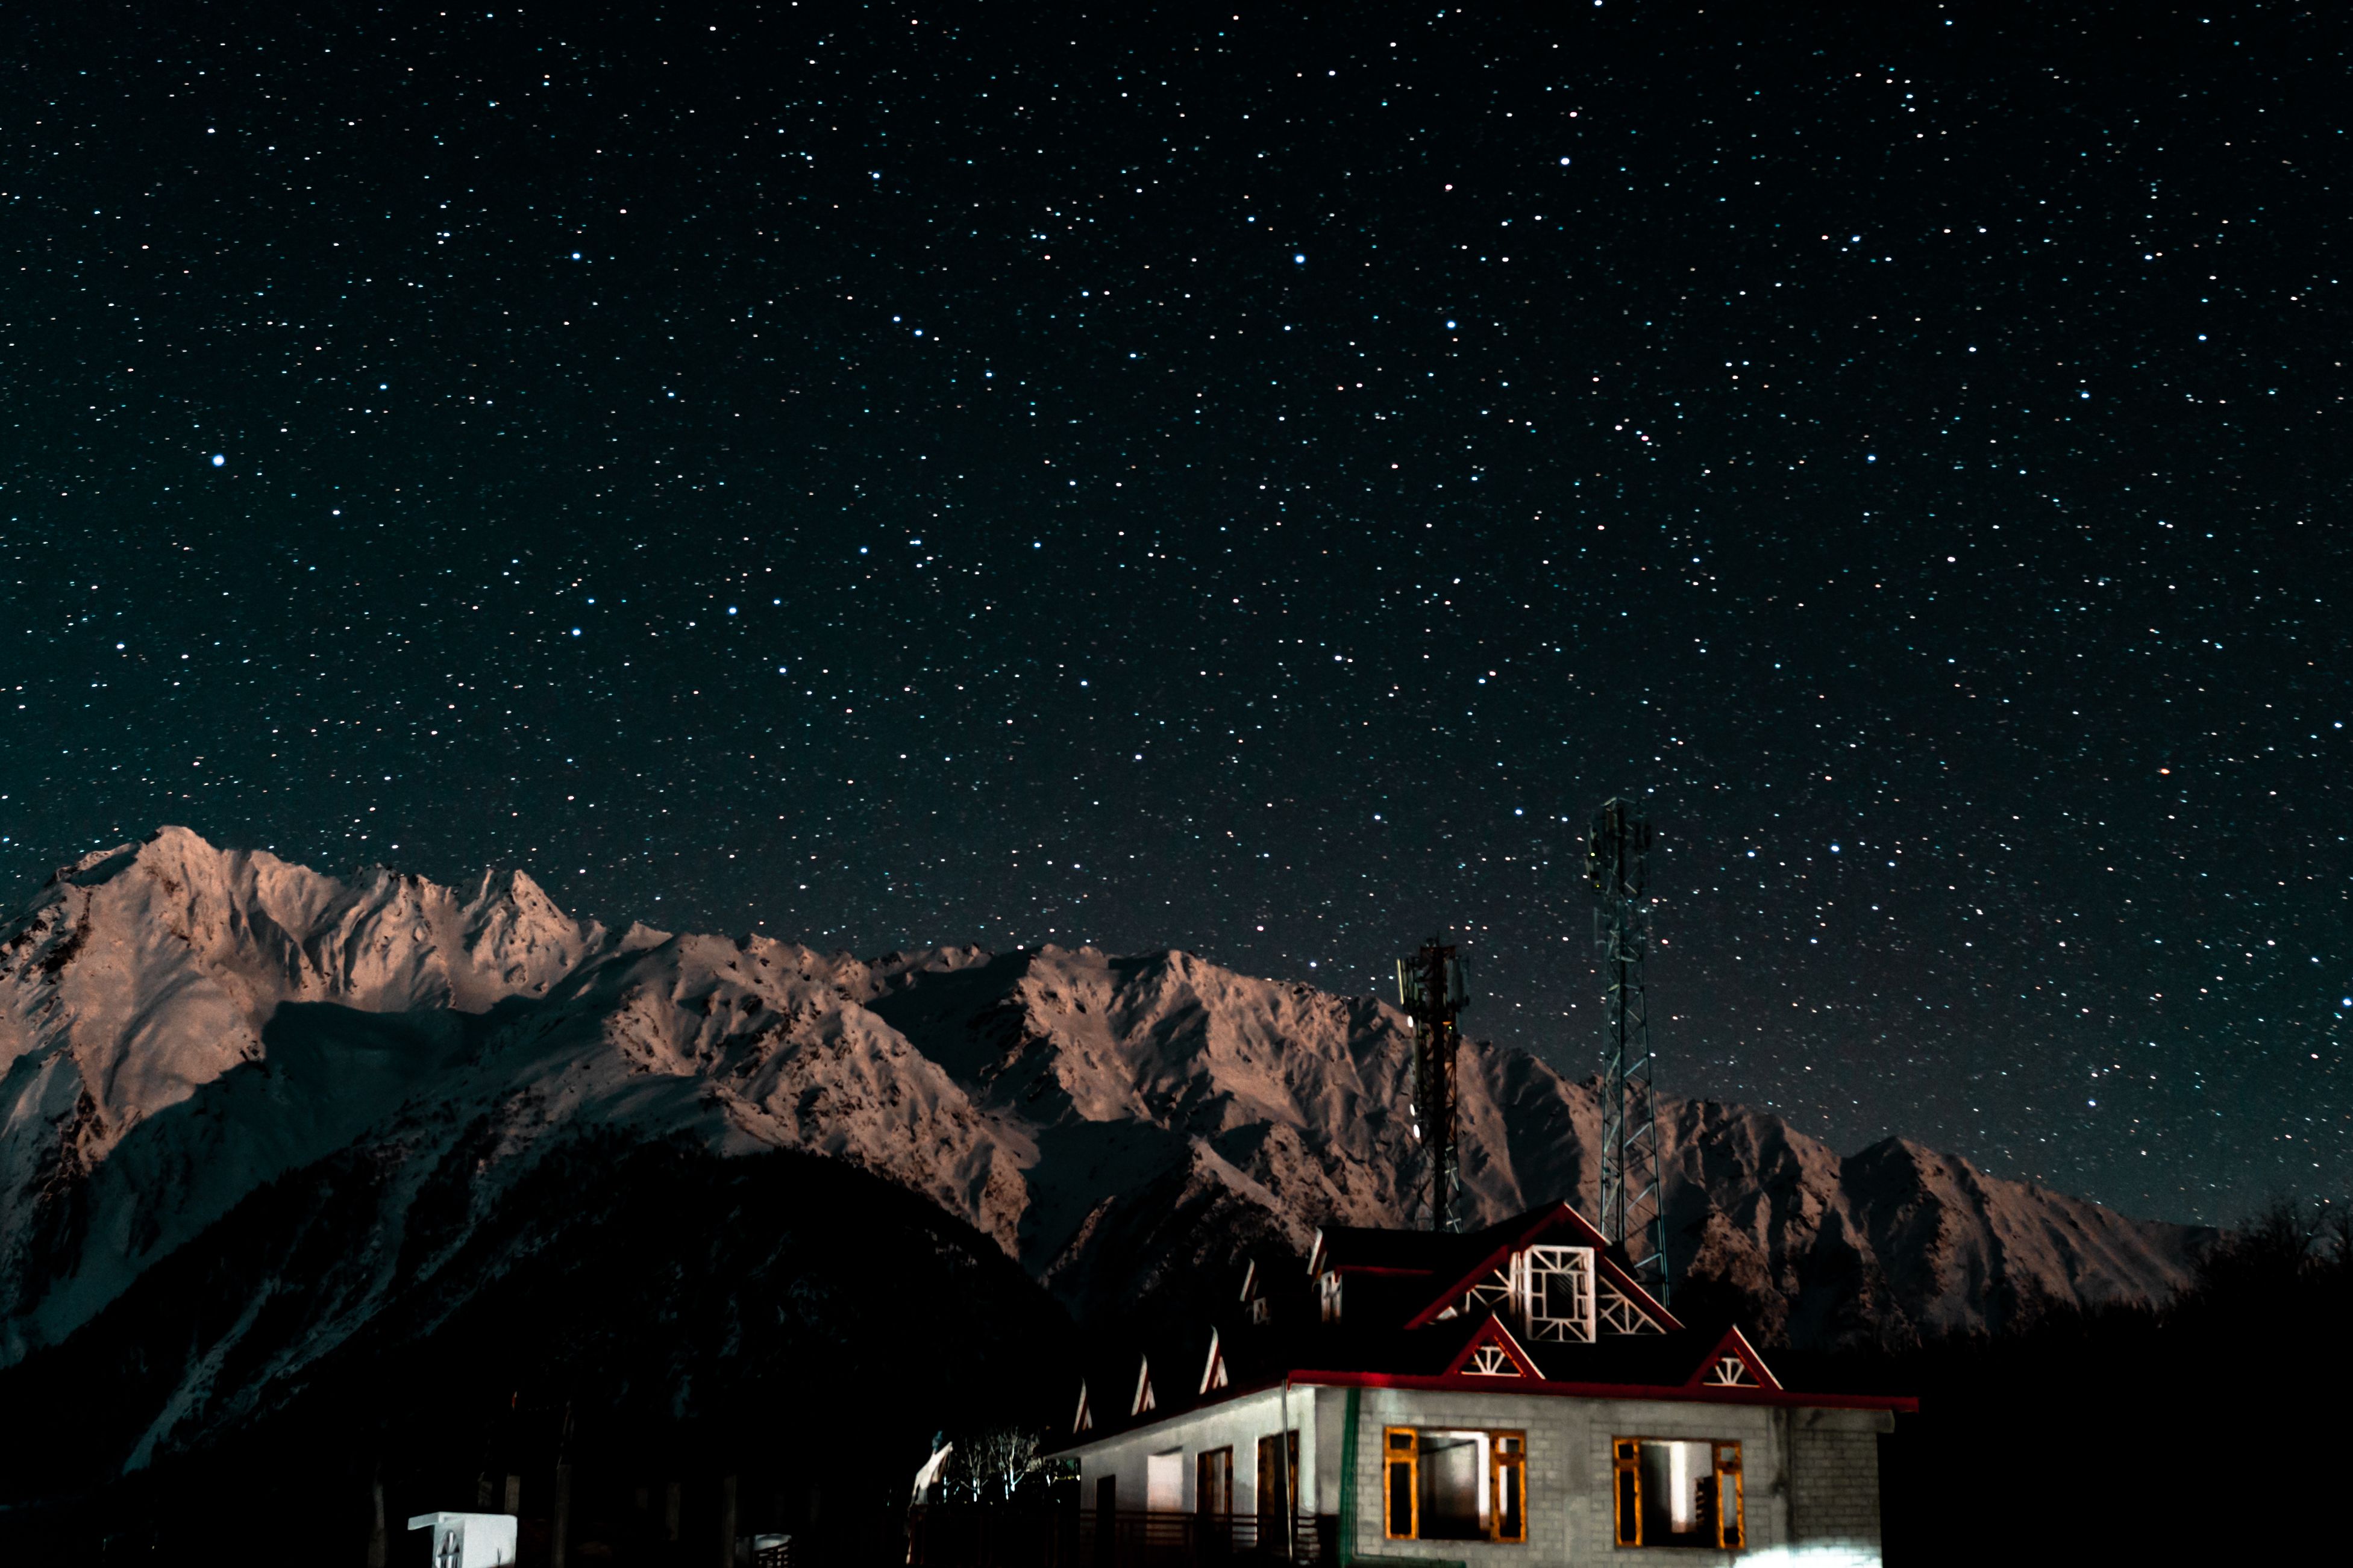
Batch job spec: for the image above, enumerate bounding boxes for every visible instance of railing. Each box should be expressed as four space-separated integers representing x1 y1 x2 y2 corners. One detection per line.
908 1507 1335 1568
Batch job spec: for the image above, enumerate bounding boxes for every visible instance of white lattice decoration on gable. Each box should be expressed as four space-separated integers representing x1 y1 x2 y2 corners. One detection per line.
1464 1261 1514 1316
1702 1353 1759 1387
1596 1274 1666 1336
1512 1245 1598 1342
1464 1342 1524 1377
1463 1245 1599 1343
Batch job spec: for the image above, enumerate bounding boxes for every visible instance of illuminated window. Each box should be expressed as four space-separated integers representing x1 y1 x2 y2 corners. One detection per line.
1146 1451 1183 1513
1611 1438 1744 1551
1382 1427 1527 1543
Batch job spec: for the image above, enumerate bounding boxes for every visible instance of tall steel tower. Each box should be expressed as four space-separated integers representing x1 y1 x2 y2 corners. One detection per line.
1396 938 1471 1232
1587 799 1668 1299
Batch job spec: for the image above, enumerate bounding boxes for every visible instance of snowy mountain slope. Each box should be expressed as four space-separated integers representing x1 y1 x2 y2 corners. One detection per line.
0 828 609 1359
0 828 2213 1423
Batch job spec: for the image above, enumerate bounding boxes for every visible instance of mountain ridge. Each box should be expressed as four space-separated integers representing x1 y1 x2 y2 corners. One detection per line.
0 826 2214 1463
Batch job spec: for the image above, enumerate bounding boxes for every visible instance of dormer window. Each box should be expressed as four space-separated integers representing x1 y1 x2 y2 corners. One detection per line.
1132 1355 1156 1416
1319 1270 1344 1323
1512 1246 1597 1343
1240 1258 1271 1323
1200 1329 1230 1393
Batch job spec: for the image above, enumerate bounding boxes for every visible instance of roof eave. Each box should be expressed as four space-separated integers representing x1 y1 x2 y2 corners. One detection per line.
1277 1367 1917 1413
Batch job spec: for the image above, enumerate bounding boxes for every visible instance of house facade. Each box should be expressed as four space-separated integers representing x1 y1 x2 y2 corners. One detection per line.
1052 1203 1911 1567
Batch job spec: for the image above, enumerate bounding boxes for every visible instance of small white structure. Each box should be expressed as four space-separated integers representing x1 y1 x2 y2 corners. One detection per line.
406 1511 518 1568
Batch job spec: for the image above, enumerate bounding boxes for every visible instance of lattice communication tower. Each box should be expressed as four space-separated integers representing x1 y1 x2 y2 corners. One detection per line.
1587 799 1668 1300
1396 938 1471 1232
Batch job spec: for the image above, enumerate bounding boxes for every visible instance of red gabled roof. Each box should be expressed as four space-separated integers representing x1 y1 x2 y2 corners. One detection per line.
1042 1199 1913 1461
1400 1201 1682 1333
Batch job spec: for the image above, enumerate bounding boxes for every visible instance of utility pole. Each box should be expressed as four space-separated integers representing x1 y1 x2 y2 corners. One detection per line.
1588 799 1668 1300
1396 938 1471 1231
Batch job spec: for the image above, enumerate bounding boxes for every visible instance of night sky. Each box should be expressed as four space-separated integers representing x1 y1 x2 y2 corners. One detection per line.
4 2 2346 1225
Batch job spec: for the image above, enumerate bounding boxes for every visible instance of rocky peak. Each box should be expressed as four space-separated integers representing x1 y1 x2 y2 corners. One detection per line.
0 832 2216 1382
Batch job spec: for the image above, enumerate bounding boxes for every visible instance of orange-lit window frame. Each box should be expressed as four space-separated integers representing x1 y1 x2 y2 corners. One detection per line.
1382 1428 1526 1545
1712 1441 1744 1551
1611 1438 1642 1547
1488 1431 1527 1543
1383 1427 1418 1540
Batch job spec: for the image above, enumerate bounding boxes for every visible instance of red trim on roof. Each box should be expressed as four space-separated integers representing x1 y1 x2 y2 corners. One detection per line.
1332 1264 1441 1278
1441 1312 1541 1378
1285 1367 1914 1412
1403 1204 1570 1328
1688 1326 1783 1392
1042 1366 1915 1461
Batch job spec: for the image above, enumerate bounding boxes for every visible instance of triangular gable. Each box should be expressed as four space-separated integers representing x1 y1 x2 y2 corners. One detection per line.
1073 1379 1094 1433
1200 1329 1230 1394
1132 1355 1156 1416
1405 1202 1682 1333
1442 1312 1541 1379
1689 1326 1783 1392
1596 1272 1669 1337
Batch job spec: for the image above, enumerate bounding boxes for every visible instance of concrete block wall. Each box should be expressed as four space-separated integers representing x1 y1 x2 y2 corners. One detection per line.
1340 1387 1797 1567
1061 1385 1891 1568
1787 1408 1891 1568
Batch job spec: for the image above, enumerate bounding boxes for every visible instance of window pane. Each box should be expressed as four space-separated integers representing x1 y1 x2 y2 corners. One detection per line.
1197 1449 1232 1516
1636 1440 1715 1547
1146 1452 1183 1513
1257 1437 1286 1524
1415 1431 1489 1541
1614 1464 1640 1548
1495 1459 1523 1542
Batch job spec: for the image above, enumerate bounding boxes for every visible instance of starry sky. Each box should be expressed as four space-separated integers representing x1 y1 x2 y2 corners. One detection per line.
2 1 2346 1225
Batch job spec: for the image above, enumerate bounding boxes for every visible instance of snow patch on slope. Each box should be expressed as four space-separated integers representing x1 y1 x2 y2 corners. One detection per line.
0 828 2212 1379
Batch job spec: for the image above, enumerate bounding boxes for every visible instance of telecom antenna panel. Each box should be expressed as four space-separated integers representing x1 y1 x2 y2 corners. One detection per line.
1587 799 1668 1300
1396 939 1471 1232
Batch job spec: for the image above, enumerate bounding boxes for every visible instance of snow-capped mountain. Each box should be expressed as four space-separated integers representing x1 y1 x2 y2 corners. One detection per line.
0 829 2210 1464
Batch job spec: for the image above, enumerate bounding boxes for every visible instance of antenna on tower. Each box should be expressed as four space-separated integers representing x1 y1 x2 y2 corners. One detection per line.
1396 937 1471 1232
1587 799 1668 1301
